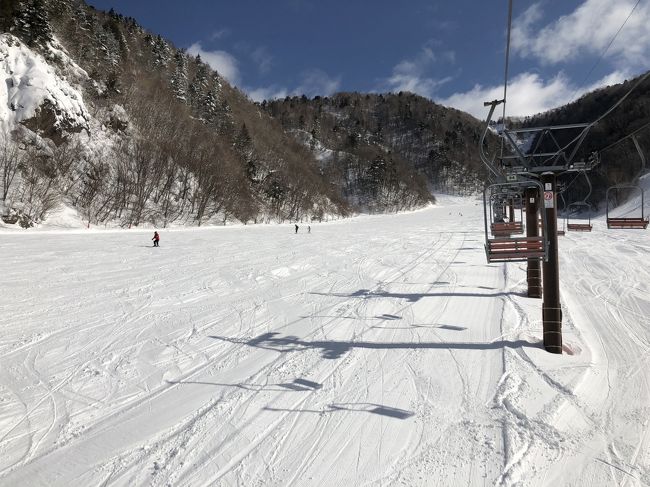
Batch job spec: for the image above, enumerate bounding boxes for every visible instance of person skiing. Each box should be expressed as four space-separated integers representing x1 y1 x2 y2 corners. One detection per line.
308 225 311 233
295 224 299 234
152 231 160 247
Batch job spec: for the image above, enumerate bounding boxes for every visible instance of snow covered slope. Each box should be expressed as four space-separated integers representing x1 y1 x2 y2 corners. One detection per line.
0 196 648 486
0 34 89 133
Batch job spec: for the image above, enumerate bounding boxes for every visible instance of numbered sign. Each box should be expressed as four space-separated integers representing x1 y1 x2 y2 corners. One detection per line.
543 191 554 208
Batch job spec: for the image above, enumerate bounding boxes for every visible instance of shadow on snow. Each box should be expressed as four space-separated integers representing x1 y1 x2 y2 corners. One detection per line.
309 288 526 303
264 403 415 420
210 332 541 360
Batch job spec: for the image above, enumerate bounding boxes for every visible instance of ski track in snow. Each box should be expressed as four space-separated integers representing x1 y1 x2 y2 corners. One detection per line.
0 197 649 486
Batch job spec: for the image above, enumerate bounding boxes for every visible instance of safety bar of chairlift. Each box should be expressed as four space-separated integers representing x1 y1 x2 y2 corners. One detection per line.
483 180 549 262
488 192 524 236
487 188 527 227
606 184 646 219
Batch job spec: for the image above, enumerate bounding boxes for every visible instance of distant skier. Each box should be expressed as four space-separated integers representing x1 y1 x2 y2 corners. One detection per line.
295 224 299 234
152 231 160 247
308 225 311 233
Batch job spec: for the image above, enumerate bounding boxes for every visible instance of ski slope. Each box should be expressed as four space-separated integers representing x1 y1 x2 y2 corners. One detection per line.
1 195 649 486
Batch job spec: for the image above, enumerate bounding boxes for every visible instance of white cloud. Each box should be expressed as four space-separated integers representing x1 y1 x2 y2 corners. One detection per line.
251 47 273 74
437 70 628 119
294 69 341 98
210 28 230 41
376 43 455 98
247 85 289 102
512 0 650 69
245 69 341 102
187 42 240 84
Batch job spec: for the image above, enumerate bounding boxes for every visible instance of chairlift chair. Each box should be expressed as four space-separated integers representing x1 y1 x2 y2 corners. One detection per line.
605 136 649 229
606 186 648 228
566 202 593 232
565 171 594 232
483 182 547 263
489 193 524 237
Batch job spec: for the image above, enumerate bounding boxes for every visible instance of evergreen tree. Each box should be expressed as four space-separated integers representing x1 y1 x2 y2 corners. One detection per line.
217 99 234 136
0 0 19 32
13 0 53 47
202 88 218 123
188 58 209 107
170 51 188 102
150 35 171 67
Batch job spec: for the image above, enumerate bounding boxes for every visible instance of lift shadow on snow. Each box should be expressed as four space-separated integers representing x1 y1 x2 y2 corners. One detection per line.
264 403 415 420
165 377 323 392
210 333 542 360
310 288 526 303
370 323 467 331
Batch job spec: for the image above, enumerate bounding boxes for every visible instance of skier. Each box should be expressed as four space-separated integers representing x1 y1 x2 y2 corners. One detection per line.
308 225 311 233
295 224 299 234
152 231 160 247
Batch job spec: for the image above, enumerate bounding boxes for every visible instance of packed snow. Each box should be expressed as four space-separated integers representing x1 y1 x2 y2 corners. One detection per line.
0 193 649 486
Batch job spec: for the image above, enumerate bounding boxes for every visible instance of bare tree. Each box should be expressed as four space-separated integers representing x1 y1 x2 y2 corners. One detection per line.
0 129 23 205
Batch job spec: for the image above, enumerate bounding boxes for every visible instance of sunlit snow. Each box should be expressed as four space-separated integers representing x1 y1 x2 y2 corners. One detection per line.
1 190 649 485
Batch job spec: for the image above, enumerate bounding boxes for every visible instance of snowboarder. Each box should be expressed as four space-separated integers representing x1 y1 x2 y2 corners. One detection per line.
295 224 299 234
152 231 160 247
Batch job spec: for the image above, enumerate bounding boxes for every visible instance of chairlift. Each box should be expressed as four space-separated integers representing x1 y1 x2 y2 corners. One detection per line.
483 181 547 263
566 202 593 232
605 135 649 229
566 171 593 232
489 192 524 237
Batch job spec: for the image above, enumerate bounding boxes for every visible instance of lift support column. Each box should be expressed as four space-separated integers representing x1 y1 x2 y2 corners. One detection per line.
525 188 542 298
541 173 562 354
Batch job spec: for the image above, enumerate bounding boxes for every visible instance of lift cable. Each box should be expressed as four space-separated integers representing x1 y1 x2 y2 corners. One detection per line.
569 0 642 102
599 119 650 154
500 0 514 160
539 70 650 166
497 0 647 169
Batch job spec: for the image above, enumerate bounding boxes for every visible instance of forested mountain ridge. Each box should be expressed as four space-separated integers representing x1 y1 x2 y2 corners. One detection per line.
0 0 497 228
1 0 349 227
261 92 489 210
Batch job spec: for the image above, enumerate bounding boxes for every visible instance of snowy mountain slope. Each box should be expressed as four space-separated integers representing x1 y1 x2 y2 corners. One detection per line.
0 34 89 133
0 196 648 486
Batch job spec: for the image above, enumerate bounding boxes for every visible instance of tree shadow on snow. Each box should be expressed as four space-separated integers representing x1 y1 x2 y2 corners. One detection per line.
209 333 541 360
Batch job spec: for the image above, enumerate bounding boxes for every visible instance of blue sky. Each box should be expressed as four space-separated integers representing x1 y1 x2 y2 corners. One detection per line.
86 0 649 119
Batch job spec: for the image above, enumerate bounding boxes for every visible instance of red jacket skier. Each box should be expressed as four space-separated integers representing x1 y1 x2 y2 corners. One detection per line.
152 231 160 247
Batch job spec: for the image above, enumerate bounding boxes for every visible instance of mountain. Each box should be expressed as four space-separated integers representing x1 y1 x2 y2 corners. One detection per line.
0 0 500 229
1 0 645 229
1 0 349 228
261 92 490 211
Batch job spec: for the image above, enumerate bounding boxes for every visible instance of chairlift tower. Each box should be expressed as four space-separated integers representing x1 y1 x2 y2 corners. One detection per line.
479 99 599 354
